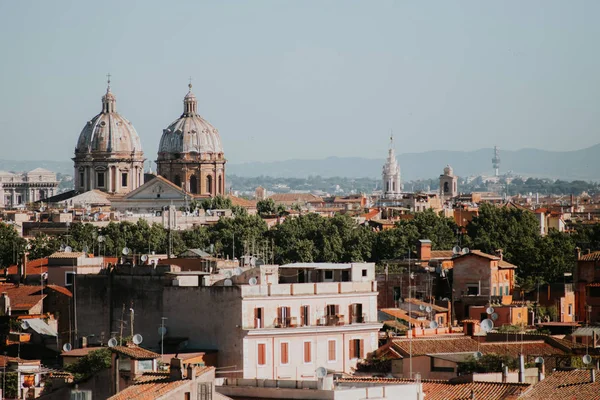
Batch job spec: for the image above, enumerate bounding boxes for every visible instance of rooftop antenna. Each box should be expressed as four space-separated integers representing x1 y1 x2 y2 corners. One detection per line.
492 145 501 177
159 317 168 359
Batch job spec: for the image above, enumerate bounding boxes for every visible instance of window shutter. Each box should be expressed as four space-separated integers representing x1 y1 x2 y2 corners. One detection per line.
348 305 354 323
304 342 311 363
258 343 266 365
349 340 354 359
335 305 340 315
359 339 364 359
328 341 335 361
281 342 289 364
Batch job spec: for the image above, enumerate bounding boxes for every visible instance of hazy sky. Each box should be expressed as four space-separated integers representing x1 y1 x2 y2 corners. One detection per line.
0 1 598 164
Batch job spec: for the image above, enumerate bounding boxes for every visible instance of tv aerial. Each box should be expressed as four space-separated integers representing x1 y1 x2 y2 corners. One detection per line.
480 319 494 333
132 334 143 345
108 337 118 348
62 343 72 352
316 367 327 378
248 277 258 286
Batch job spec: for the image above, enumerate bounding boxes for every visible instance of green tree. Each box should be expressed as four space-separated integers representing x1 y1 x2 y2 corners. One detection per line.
0 223 26 267
0 372 18 398
209 214 268 259
371 223 420 262
201 196 233 210
65 348 112 380
408 209 458 250
256 199 277 216
28 232 61 260
457 353 519 375
181 225 210 250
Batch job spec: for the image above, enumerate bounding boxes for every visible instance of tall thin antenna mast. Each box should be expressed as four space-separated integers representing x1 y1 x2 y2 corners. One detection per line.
408 247 413 379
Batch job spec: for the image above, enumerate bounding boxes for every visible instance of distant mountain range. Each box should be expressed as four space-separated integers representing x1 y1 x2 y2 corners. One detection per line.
227 144 600 181
1 144 599 181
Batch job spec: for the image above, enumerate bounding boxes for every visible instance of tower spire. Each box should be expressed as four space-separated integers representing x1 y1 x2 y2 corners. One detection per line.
102 74 116 113
183 79 198 116
106 73 112 92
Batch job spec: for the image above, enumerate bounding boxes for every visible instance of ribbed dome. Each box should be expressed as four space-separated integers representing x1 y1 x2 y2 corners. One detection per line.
75 87 143 155
157 84 223 155
444 165 454 176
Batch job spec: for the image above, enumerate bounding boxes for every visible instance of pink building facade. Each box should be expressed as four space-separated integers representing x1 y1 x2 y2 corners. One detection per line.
238 263 381 379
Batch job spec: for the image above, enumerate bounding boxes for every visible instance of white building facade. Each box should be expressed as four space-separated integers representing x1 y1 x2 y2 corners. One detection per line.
0 168 59 208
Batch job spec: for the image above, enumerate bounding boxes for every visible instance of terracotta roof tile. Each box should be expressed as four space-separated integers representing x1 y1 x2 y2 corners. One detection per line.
519 369 600 399
430 250 455 259
48 251 86 259
46 284 73 297
108 379 189 400
580 251 600 262
269 193 322 203
338 378 529 400
110 344 159 359
0 284 46 311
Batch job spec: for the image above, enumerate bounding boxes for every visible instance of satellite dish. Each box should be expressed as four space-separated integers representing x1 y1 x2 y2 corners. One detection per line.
83 245 89 253
429 321 439 329
224 271 232 279
249 277 258 286
122 247 130 255
419 305 425 311
62 343 72 352
132 334 143 345
452 246 461 255
108 338 118 348
97 235 105 243
425 306 432 313
461 247 470 254
534 357 544 365
583 354 592 365
64 246 72 253
60 244 66 251
409 272 415 280
316 367 327 378
178 340 189 350
474 351 483 360
481 319 494 332
93 213 99 221
233 267 243 276
141 254 148 262
491 313 499 321
224 279 233 286
440 269 447 278
486 307 495 315
21 321 30 330
158 326 167 336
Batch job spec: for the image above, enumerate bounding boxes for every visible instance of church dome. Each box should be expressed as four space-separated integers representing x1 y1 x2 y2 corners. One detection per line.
444 165 453 176
157 84 223 156
75 85 143 155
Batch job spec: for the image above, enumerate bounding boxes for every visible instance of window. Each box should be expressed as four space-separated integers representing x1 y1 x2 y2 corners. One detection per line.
362 269 367 277
198 383 212 400
79 172 84 187
493 286 497 296
349 303 363 324
121 172 128 187
138 360 153 371
65 272 75 286
341 270 349 282
444 182 449 193
568 304 573 316
277 306 291 327
184 392 190 400
190 175 198 194
349 339 364 359
97 172 105 187
280 342 289 365
301 305 310 326
327 340 336 362
254 307 264 328
466 284 479 296
206 175 213 194
304 341 312 363
324 270 334 281
257 343 266 366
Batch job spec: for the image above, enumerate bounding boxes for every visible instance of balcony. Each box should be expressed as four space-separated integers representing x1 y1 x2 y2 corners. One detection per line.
240 281 376 298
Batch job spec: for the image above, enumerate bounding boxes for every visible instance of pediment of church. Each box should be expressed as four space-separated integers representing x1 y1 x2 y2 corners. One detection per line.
124 176 185 200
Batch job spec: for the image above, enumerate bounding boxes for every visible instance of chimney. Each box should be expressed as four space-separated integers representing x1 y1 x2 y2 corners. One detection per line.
169 357 183 381
0 293 11 316
417 239 432 261
576 247 581 260
502 365 508 383
587 249 592 255
518 354 525 383
186 364 196 381
495 249 503 261
21 252 28 282
591 368 596 383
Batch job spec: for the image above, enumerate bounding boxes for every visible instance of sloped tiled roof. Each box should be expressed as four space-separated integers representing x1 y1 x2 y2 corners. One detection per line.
269 193 322 203
404 298 448 313
338 377 528 400
377 336 480 358
580 251 600 262
430 250 455 259
0 284 46 311
111 344 159 359
108 379 189 400
228 195 256 208
45 284 73 297
48 251 86 259
519 369 600 399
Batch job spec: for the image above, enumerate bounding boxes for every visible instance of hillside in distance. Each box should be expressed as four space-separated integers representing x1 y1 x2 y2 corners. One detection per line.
1 144 598 181
228 144 600 181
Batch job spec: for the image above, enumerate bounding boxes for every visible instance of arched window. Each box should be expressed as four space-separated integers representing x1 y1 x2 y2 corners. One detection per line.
174 175 181 189
206 175 213 195
190 175 198 194
444 182 449 193
218 175 222 194
386 182 390 192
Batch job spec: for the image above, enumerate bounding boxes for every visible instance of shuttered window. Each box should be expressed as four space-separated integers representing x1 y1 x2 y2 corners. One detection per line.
281 342 289 365
349 339 364 359
328 340 336 362
304 341 312 363
301 305 310 326
257 343 266 365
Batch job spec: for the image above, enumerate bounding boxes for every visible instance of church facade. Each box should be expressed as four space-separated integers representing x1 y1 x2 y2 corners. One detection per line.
156 83 226 196
73 79 145 195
